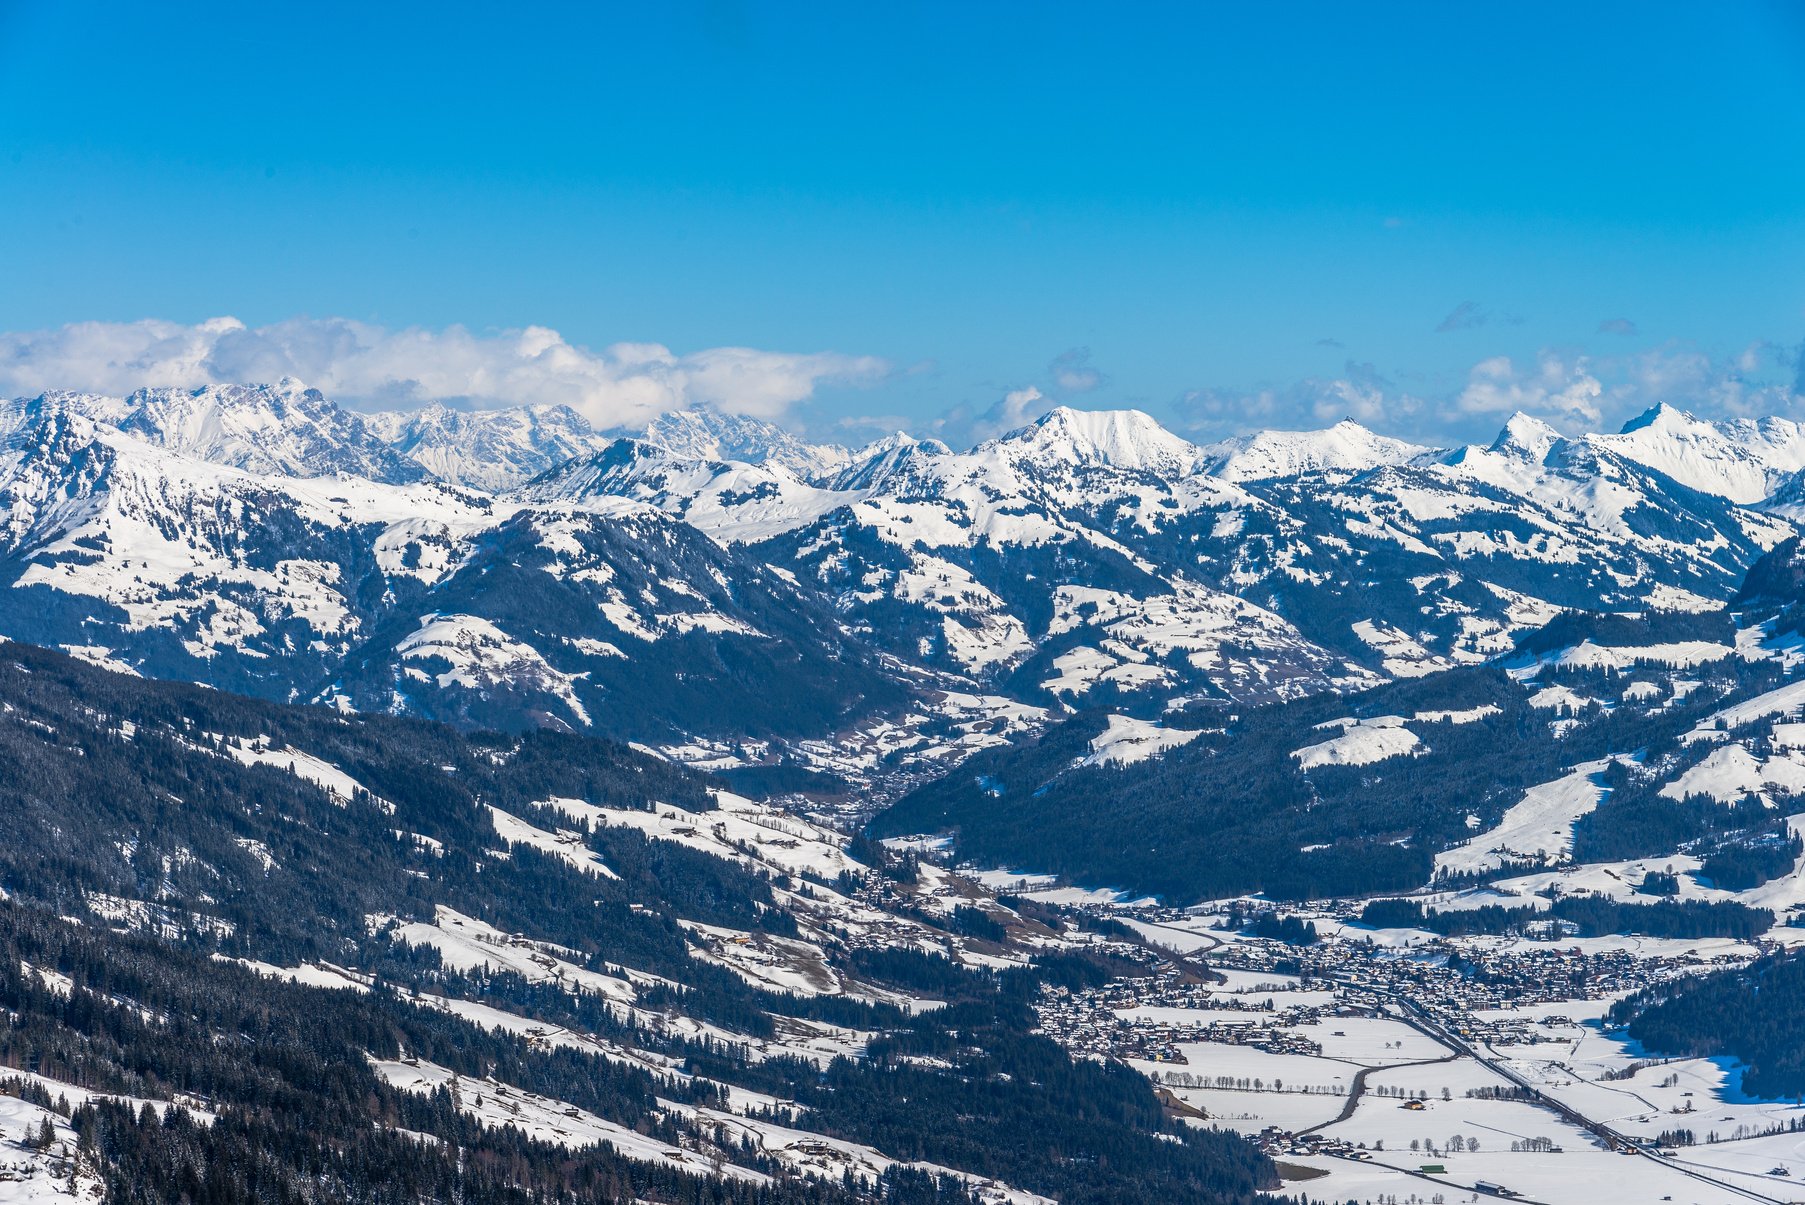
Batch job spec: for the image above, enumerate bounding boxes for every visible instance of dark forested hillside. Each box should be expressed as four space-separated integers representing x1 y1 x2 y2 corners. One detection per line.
0 640 1280 1204
330 508 912 741
1611 950 1805 1099
873 629 1797 904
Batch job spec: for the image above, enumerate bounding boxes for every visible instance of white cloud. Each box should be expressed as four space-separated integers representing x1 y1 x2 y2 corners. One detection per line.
1048 347 1104 393
1455 353 1603 426
1613 340 1797 420
925 385 1053 450
998 385 1044 429
0 316 890 428
1178 363 1421 435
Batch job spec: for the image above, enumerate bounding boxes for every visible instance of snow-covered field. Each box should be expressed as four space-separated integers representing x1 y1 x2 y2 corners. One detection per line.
1291 715 1420 769
1059 898 1805 1205
1076 714 1203 768
1434 759 1618 877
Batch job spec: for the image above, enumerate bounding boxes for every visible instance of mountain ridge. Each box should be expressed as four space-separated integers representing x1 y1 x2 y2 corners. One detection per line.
0 380 1800 804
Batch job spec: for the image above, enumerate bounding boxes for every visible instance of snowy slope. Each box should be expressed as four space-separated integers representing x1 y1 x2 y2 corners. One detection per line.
1001 406 1205 476
1077 714 1205 768
116 380 428 483
331 502 911 741
373 402 608 490
1433 759 1617 876
638 405 852 481
1200 419 1435 482
1590 402 1805 504
1291 716 1420 769
823 431 950 492
0 404 493 688
0 645 1102 1204
518 438 857 543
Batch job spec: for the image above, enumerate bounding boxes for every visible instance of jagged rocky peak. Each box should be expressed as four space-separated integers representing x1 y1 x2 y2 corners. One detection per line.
1002 405 1203 475
11 390 136 428
638 404 852 481
1485 411 1566 462
1591 402 1805 504
0 405 123 525
825 430 949 491
378 401 605 491
1201 417 1435 482
116 378 428 483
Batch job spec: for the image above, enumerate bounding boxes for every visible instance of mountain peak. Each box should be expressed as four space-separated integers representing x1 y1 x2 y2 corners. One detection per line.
117 381 428 484
1010 406 1201 474
1592 401 1805 503
1617 400 1692 435
382 403 604 491
823 430 948 492
1201 419 1432 482
1488 411 1564 461
639 405 851 481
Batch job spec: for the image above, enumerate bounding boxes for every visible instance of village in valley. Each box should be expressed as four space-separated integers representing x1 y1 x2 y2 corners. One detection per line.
1002 891 1805 1205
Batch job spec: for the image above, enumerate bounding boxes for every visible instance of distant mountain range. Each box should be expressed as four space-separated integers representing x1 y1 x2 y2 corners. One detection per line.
1 378 1801 799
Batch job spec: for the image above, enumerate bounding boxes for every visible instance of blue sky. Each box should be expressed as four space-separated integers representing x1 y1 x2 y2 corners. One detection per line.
2 1 1803 446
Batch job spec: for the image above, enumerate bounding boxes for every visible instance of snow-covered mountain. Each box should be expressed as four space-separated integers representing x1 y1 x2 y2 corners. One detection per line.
0 381 1802 799
1761 468 1805 524
755 407 1370 704
1201 403 1805 506
1001 405 1207 476
520 438 858 544
638 405 853 481
115 379 430 483
0 401 473 695
748 404 1790 707
1220 414 1792 670
1200 418 1435 482
10 382 1805 1205
370 401 609 490
0 404 909 755
328 500 910 740
823 431 950 492
1590 402 1805 505
873 562 1805 905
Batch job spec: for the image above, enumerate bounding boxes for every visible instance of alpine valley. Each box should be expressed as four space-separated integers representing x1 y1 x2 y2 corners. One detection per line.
13 382 1805 1203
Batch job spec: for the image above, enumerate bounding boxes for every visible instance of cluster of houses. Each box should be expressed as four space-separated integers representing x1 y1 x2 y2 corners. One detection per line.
1033 968 1330 1065
1211 922 1751 1038
1254 1127 1374 1162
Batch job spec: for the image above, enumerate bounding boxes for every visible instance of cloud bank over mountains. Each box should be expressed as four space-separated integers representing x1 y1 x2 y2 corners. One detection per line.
1172 341 1804 445
0 314 1800 450
0 316 891 429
